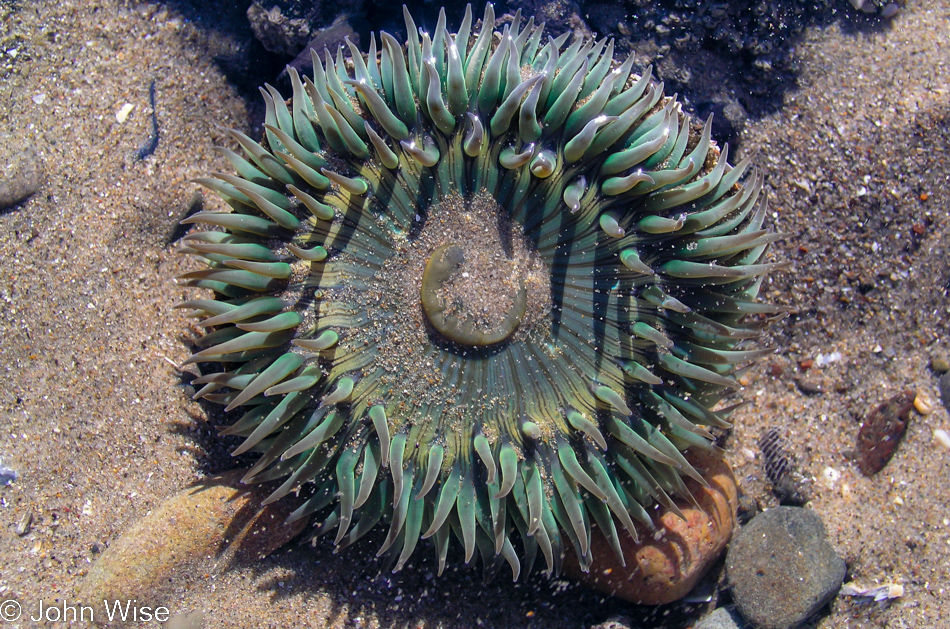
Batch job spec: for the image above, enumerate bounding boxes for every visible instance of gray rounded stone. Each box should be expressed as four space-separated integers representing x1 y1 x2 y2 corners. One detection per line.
695 607 746 629
0 146 44 211
726 506 845 629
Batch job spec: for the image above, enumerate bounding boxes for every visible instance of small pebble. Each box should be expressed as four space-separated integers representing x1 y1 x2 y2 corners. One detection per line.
795 378 821 395
880 3 900 18
914 392 933 415
32 92 46 104
15 508 33 537
727 507 845 629
737 491 759 524
814 351 841 367
0 461 17 485
821 466 840 489
934 429 950 451
930 356 949 374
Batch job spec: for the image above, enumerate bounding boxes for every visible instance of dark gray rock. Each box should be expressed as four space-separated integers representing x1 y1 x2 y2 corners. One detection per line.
727 507 845 629
0 146 44 211
939 371 950 410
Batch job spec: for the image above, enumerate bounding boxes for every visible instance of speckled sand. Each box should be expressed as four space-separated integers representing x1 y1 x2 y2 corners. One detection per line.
0 0 948 627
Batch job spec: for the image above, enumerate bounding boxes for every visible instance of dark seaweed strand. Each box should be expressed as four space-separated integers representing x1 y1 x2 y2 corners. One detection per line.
135 80 159 160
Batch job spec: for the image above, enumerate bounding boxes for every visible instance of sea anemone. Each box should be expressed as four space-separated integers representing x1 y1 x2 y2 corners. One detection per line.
177 3 783 581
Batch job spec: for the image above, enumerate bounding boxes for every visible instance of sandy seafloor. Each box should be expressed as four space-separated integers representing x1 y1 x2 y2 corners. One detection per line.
0 0 948 627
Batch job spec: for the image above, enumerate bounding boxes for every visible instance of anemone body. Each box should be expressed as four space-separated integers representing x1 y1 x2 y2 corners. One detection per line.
178 3 783 582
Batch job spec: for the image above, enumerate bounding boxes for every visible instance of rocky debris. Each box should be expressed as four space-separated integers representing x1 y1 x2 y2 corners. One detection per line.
564 449 738 605
281 14 363 86
856 389 915 475
247 0 322 56
695 606 747 629
727 507 846 629
78 470 306 606
247 0 367 59
507 0 589 40
0 146 44 211
589 616 635 629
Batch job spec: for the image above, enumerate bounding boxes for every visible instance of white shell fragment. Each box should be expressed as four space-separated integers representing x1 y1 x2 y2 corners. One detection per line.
840 582 904 601
116 102 135 123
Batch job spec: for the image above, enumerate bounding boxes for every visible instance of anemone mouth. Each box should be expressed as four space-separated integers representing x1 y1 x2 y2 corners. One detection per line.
177 3 785 583
421 243 528 347
413 191 547 349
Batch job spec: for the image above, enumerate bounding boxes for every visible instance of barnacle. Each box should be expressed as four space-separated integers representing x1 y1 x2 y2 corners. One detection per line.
177 3 784 582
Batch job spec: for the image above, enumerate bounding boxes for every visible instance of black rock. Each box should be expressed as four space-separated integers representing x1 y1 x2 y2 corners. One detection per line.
726 507 845 629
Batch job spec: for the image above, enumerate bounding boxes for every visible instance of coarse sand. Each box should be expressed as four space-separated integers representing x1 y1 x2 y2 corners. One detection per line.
0 0 948 627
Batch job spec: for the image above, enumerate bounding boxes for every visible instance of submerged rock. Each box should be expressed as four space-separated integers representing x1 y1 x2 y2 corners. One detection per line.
727 506 845 629
79 470 306 605
565 449 738 605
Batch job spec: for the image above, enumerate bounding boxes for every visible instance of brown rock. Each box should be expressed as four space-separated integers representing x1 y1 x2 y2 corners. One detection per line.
564 449 738 605
856 389 915 476
79 470 306 605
